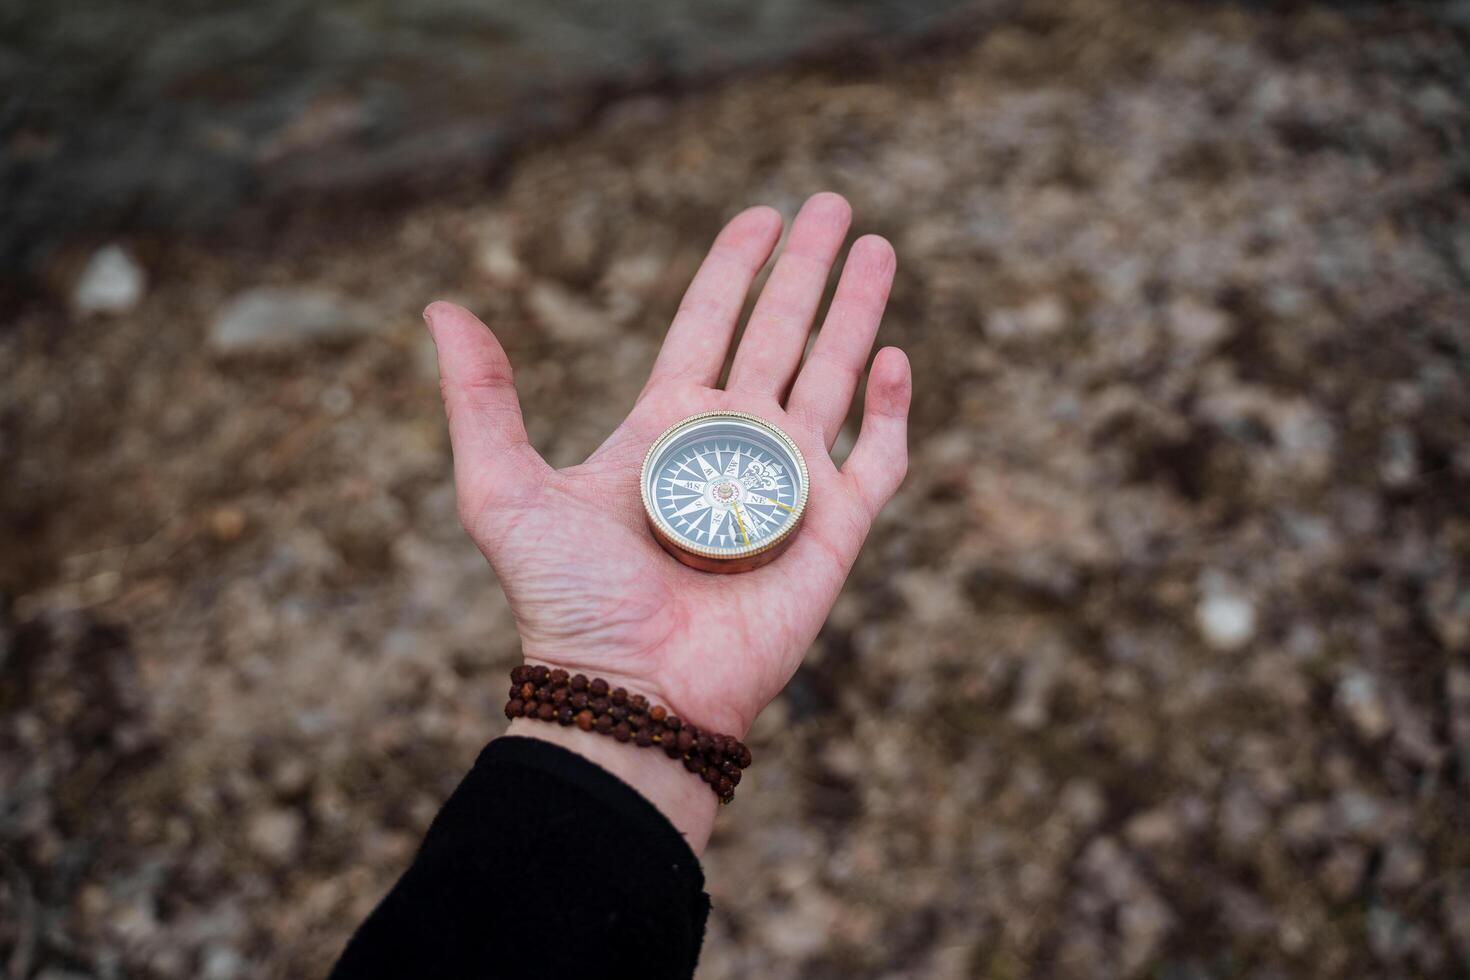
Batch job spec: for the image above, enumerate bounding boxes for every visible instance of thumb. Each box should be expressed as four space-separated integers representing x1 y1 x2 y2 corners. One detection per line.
423 301 551 528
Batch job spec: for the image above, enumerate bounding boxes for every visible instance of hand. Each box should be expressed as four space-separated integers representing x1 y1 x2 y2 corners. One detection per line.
424 193 910 849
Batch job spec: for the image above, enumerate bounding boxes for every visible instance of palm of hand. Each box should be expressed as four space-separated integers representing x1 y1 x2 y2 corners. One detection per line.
428 194 910 737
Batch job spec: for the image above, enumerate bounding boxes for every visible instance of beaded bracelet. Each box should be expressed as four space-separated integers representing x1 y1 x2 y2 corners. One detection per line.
505 665 752 804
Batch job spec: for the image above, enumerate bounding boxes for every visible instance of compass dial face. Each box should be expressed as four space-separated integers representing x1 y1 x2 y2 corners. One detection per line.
640 412 809 569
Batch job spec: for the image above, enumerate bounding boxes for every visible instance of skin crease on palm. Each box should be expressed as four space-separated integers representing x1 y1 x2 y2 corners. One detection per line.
423 192 911 852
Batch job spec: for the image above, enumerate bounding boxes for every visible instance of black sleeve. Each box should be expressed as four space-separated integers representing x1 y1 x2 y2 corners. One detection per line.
328 735 711 980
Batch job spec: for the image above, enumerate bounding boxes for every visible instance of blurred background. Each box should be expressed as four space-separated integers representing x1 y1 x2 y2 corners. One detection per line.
3 0 1470 977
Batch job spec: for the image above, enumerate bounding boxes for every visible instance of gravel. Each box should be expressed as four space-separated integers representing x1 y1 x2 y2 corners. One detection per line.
3 0 1469 977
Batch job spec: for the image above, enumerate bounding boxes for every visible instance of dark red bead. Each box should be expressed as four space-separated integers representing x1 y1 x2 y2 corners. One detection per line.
630 694 649 713
505 699 523 719
628 713 646 730
728 768 741 786
696 735 713 755
570 673 589 692
664 742 683 759
530 665 551 685
595 715 614 734
549 668 569 687
556 705 574 726
536 702 555 722
736 744 752 768
634 729 654 747
717 776 733 797
683 755 703 773
701 765 718 784
613 722 632 743
590 678 609 697
665 715 681 731
569 692 589 710
611 687 628 706
609 705 628 722
511 665 532 685
675 730 695 752
552 687 570 706
590 697 610 715
536 687 554 703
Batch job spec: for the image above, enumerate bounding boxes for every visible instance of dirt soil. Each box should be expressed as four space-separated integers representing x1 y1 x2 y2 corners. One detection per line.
4 1 1470 977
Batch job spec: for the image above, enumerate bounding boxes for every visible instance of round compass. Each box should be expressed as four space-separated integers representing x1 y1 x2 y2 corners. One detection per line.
640 411 809 573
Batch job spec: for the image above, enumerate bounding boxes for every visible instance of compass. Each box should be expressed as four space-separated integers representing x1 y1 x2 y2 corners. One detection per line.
640 411 809 573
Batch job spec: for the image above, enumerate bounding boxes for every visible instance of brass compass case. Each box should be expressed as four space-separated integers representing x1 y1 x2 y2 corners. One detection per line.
640 411 810 573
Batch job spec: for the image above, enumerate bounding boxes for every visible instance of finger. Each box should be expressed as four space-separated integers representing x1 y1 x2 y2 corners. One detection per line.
785 234 896 448
424 301 551 516
840 346 911 523
725 192 852 399
644 206 783 392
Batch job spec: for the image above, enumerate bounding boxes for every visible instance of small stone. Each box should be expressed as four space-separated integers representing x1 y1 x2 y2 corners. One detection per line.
73 244 146 315
208 506 247 542
246 807 305 864
1335 671 1391 742
986 295 1067 342
1378 426 1418 488
1282 802 1330 848
1059 780 1106 829
1009 641 1065 731
526 280 610 342
202 946 246 980
1119 895 1175 974
1320 844 1368 900
1125 807 1182 850
1220 782 1268 851
208 287 379 355
1445 879 1470 964
1377 840 1426 892
270 757 312 796
1197 584 1257 652
1166 297 1231 351
1367 905 1407 962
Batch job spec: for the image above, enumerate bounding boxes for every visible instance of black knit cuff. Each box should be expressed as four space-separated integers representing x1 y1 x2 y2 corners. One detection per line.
477 735 707 900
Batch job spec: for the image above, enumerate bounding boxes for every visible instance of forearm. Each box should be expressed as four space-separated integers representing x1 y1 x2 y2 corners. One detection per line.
505 719 719 854
329 736 710 979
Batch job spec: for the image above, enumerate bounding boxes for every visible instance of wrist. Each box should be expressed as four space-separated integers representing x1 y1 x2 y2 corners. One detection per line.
517 651 751 737
504 719 719 854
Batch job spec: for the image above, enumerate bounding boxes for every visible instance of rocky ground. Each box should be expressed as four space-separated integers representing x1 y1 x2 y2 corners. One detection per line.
4 0 1470 977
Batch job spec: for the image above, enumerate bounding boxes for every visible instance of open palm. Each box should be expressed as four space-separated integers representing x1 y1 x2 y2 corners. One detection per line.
425 193 910 738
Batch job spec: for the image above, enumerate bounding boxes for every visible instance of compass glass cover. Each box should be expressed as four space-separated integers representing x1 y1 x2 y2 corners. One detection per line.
643 413 807 557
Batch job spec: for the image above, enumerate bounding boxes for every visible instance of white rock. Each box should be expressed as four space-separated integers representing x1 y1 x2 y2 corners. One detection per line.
1197 590 1257 651
73 244 146 315
208 287 379 354
202 946 246 980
